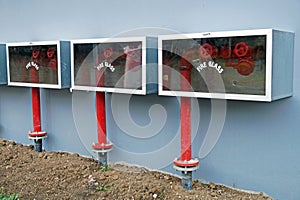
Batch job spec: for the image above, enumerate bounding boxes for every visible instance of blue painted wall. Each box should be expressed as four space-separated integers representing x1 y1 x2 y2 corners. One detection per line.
1 0 300 199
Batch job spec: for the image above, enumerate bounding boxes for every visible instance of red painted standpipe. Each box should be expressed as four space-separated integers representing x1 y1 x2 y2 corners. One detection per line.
92 64 112 166
96 91 107 145
174 52 199 190
28 62 46 152
180 97 191 161
32 87 41 133
31 65 41 132
96 68 106 145
179 57 192 162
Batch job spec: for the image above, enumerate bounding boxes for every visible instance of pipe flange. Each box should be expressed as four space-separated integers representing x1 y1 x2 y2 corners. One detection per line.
92 142 113 153
173 158 199 173
28 131 47 140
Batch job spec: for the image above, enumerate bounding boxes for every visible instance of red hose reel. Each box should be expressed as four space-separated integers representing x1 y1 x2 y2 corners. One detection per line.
103 47 113 59
225 42 255 76
225 59 254 76
234 42 249 57
46 48 57 70
29 48 57 70
32 49 40 59
199 43 213 59
199 43 219 59
47 48 55 59
202 41 255 76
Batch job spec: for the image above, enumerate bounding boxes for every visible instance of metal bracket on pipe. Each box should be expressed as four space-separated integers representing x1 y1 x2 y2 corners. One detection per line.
173 158 199 173
92 142 113 154
28 131 47 152
28 131 47 140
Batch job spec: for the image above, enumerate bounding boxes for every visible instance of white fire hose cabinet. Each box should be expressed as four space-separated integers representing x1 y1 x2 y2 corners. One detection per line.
158 29 294 101
71 36 157 95
6 41 71 89
0 44 7 84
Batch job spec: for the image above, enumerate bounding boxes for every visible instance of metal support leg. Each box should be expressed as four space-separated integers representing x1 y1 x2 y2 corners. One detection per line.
98 152 108 166
181 171 193 190
34 139 43 152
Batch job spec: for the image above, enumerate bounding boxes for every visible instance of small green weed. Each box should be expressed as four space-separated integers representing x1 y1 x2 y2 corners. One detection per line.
0 188 19 200
158 188 167 198
0 192 20 200
100 165 110 172
95 183 110 191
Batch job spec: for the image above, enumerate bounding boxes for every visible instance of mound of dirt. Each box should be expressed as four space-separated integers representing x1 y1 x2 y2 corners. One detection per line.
0 139 273 199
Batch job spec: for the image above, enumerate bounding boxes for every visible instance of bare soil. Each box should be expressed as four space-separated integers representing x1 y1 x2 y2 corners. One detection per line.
0 139 273 200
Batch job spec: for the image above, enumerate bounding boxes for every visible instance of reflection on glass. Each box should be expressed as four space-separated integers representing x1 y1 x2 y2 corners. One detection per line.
73 41 142 90
162 35 266 95
8 45 58 85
